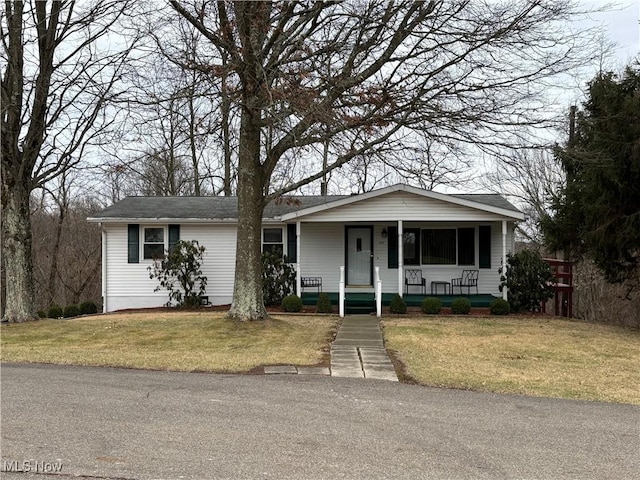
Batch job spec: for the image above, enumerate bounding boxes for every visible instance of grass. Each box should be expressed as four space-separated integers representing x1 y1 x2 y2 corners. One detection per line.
0 312 338 373
383 316 640 405
3 311 638 405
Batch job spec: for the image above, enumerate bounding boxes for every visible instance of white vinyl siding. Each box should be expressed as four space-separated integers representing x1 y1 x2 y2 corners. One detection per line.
104 223 238 311
298 223 344 289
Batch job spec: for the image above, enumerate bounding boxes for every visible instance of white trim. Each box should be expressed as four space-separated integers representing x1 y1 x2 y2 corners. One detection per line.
101 225 107 313
142 225 167 261
87 217 240 224
262 226 284 255
398 220 403 297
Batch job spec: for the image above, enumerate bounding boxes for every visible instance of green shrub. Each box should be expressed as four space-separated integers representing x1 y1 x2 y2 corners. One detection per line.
79 301 98 315
148 240 208 307
499 250 554 313
63 304 80 318
389 294 407 314
451 298 471 315
262 252 296 307
281 294 303 312
421 297 442 314
47 305 63 319
316 293 333 313
490 298 511 315
37 310 47 318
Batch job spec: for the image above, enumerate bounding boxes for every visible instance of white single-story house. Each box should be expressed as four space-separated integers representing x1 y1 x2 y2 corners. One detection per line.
88 183 524 313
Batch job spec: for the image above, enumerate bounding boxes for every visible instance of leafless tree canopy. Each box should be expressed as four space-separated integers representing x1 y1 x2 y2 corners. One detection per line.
161 0 601 320
1 0 609 322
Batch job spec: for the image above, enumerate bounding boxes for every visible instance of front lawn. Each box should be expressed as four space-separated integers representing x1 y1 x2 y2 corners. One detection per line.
1 312 338 373
383 316 640 405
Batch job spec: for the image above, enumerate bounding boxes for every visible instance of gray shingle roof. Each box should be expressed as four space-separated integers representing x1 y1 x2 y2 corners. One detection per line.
88 195 349 221
450 194 521 213
88 189 521 222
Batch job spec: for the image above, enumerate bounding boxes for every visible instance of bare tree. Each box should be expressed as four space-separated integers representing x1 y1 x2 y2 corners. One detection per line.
481 146 565 244
108 8 237 197
31 178 102 311
1 0 136 322
167 0 600 321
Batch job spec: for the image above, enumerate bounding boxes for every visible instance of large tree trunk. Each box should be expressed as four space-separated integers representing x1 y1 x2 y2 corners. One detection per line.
227 102 267 321
225 1 271 321
2 179 37 322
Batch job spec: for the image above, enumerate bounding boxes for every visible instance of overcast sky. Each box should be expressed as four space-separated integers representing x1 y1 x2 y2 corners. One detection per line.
581 0 639 65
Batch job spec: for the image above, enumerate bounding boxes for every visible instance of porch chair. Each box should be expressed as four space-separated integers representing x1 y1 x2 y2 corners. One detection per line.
405 269 426 294
451 269 479 295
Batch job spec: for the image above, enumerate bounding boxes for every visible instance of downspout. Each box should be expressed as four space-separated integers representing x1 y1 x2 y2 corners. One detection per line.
101 224 108 313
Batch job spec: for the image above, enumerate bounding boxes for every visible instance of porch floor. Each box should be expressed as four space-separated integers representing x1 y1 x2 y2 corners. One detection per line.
301 292 499 309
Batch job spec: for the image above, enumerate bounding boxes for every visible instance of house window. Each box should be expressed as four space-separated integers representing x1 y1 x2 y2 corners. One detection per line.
421 228 476 265
143 227 165 260
262 228 283 256
403 228 420 265
422 229 456 265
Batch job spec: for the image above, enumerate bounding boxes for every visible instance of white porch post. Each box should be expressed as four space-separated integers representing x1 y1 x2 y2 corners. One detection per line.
502 220 508 300
375 266 382 318
339 266 345 317
101 225 107 313
296 221 302 297
397 220 404 297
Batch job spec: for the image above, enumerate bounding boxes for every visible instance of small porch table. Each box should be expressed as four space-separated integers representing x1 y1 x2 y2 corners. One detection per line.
430 281 451 295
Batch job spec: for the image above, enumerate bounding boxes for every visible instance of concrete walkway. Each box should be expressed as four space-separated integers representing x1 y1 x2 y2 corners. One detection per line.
330 316 398 381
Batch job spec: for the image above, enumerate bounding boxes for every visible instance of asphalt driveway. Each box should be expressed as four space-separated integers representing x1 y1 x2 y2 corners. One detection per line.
1 363 638 479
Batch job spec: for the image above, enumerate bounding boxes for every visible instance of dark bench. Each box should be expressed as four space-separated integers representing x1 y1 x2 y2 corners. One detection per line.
301 277 322 293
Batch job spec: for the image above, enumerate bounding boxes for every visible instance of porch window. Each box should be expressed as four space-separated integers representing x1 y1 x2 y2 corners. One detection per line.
387 226 420 268
403 228 420 265
422 229 456 265
143 227 165 260
421 228 476 265
262 227 283 256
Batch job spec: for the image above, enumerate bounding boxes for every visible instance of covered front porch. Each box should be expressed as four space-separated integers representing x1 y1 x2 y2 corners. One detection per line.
279 185 524 317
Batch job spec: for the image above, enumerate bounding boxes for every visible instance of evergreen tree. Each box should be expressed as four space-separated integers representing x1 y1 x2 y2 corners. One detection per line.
542 62 640 283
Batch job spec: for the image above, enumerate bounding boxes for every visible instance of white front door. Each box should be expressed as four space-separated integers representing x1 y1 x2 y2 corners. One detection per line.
346 226 373 285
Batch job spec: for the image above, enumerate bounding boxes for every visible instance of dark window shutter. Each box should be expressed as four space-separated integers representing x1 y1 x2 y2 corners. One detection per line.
169 224 180 251
127 224 139 263
458 227 475 266
387 226 398 269
479 225 491 268
287 224 297 262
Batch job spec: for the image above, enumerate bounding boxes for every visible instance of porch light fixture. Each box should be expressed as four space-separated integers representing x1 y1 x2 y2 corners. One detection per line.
381 228 388 239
